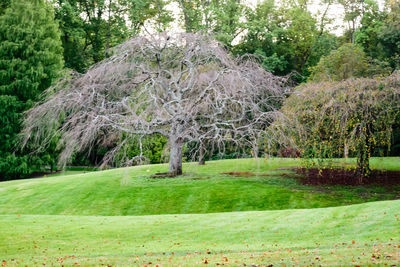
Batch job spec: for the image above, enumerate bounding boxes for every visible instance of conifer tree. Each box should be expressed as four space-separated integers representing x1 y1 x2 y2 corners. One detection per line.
0 0 63 180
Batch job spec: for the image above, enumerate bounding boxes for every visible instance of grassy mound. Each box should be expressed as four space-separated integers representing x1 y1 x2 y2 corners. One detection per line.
1 200 399 266
0 158 399 216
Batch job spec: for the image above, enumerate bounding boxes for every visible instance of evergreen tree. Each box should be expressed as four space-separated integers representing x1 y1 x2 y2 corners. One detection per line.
0 0 64 180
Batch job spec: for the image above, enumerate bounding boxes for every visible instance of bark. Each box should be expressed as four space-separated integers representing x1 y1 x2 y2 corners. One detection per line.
252 144 259 159
356 151 370 184
356 125 372 184
168 134 183 175
178 0 193 33
344 142 349 158
198 143 206 165
105 0 112 58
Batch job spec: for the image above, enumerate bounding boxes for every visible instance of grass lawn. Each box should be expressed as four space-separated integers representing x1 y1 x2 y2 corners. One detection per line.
0 157 399 265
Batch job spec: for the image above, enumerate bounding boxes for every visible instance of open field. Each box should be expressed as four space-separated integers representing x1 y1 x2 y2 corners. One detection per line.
0 157 399 265
1 200 399 266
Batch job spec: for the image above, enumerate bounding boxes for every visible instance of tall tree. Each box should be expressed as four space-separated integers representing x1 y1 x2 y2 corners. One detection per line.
235 0 336 79
354 0 385 60
337 0 366 43
176 0 244 46
22 33 286 176
54 0 133 72
177 0 203 32
0 0 64 180
379 0 400 70
54 0 173 73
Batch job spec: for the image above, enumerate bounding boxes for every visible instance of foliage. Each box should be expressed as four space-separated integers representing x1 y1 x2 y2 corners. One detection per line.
378 0 400 70
114 134 168 166
337 0 366 43
53 0 133 72
353 0 400 72
308 43 391 81
234 0 337 80
176 0 244 46
0 0 10 14
0 0 64 180
271 74 400 181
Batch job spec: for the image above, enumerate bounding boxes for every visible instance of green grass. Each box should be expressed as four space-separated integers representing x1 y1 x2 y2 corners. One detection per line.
1 200 399 266
0 158 399 216
0 157 399 265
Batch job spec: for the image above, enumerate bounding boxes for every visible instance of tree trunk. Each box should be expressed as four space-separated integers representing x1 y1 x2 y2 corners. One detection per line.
198 143 206 165
252 144 259 159
356 151 370 184
169 135 183 175
356 125 372 184
252 135 260 159
105 0 112 58
344 142 349 158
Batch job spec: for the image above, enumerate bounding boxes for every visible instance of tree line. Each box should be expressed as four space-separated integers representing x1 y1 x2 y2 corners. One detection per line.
0 0 399 180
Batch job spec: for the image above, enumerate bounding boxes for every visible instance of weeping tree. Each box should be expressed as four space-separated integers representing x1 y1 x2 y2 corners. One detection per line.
22 33 286 176
270 73 400 183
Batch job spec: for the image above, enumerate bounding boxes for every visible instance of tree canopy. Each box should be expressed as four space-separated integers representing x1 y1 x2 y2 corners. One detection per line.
271 73 400 181
22 33 287 176
0 0 63 180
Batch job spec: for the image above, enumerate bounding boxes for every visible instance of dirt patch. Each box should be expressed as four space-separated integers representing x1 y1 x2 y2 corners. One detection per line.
190 177 211 180
221 171 255 177
149 172 178 178
220 172 272 177
275 167 298 171
297 168 400 186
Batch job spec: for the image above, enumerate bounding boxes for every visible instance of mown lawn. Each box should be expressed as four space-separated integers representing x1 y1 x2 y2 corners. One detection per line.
0 158 399 216
0 157 399 266
0 200 399 266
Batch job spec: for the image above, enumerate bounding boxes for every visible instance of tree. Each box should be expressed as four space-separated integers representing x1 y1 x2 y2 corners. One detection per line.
0 0 10 14
176 0 203 33
378 0 400 70
234 0 336 80
308 43 391 81
22 33 286 176
176 0 244 47
54 0 155 73
354 0 386 60
270 73 400 182
337 0 366 43
0 0 64 179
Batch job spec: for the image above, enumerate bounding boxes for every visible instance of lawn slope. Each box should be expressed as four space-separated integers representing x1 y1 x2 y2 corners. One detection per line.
0 158 399 216
1 200 399 266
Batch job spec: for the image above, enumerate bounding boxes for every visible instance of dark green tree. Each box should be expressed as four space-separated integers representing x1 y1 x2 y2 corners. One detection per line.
54 0 133 72
0 0 10 14
234 0 337 80
176 0 244 47
379 0 400 70
0 0 64 180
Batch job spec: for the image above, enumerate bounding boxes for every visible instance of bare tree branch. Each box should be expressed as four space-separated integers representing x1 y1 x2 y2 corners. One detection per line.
22 33 287 175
